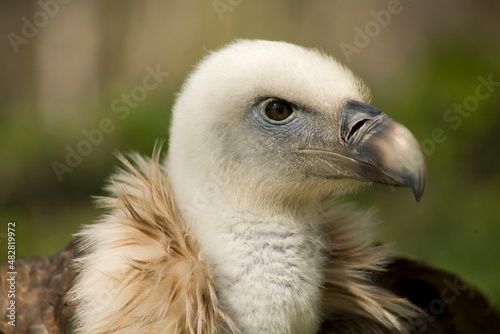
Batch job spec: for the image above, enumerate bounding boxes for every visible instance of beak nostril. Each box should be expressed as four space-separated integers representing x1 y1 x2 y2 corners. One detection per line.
341 100 382 144
347 119 368 142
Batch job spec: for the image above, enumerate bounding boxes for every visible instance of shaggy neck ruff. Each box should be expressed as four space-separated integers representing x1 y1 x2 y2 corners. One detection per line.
68 151 419 334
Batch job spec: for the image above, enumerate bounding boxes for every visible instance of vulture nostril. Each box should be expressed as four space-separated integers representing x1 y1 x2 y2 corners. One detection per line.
347 119 368 141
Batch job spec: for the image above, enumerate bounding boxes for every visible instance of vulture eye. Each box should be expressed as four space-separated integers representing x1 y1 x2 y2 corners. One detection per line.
261 99 296 124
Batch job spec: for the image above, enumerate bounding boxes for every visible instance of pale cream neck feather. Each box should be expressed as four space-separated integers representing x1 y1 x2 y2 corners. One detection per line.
67 148 237 334
67 149 418 333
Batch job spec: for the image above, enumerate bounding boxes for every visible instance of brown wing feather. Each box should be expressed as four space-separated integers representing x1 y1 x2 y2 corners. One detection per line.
374 256 500 334
0 240 77 334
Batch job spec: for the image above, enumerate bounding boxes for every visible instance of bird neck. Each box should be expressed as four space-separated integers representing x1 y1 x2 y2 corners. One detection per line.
176 181 325 334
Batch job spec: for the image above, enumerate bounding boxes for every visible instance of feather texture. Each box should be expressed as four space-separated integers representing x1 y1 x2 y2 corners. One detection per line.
67 148 419 333
67 146 237 334
0 240 76 333
2 149 497 333
318 204 422 333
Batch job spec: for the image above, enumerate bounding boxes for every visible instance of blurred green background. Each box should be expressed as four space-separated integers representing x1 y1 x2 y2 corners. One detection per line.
1 0 499 312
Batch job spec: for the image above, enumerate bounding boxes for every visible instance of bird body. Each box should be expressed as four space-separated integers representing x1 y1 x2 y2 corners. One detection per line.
1 40 499 334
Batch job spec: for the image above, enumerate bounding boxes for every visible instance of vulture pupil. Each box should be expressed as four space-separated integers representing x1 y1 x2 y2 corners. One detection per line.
265 100 294 122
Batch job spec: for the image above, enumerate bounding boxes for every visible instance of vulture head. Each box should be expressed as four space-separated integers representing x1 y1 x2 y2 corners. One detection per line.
168 39 425 213
165 40 426 333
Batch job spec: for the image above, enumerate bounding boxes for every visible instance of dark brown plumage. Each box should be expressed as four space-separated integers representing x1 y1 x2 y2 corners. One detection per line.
0 240 76 333
374 258 500 334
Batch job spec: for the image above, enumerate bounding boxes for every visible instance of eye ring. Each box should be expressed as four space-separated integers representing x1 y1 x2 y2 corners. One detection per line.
260 98 297 124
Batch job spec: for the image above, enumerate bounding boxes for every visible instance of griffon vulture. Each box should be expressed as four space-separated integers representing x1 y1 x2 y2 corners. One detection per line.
1 40 499 334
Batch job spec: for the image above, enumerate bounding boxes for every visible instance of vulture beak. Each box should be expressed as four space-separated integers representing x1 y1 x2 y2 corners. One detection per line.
339 100 427 201
302 100 427 201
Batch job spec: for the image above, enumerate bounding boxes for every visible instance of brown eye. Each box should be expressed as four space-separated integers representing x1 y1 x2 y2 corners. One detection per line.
262 99 296 124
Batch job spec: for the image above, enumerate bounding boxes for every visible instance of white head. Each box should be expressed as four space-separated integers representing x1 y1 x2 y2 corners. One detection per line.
167 40 425 215
165 40 426 333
